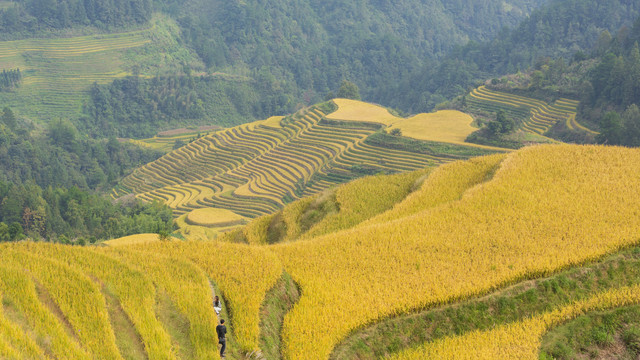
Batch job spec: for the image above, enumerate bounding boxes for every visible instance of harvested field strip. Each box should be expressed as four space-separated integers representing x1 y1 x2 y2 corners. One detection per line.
251 155 307 182
230 128 276 152
219 192 282 212
233 170 287 199
292 135 345 156
274 145 327 169
473 86 546 107
220 133 267 157
165 187 192 209
218 130 265 155
241 176 289 201
307 127 369 141
467 101 530 119
234 190 285 209
279 141 334 162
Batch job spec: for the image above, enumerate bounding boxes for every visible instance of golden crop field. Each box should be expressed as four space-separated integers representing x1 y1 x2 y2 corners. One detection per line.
2 145 640 359
185 208 246 227
326 98 400 125
273 145 640 359
389 110 475 142
391 284 640 359
299 170 429 240
103 233 165 247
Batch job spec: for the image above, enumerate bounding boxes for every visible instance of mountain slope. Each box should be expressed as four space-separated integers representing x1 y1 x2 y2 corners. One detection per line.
115 100 497 220
3 145 640 360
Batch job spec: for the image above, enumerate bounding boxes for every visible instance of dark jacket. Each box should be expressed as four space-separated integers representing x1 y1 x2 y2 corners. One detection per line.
216 324 227 342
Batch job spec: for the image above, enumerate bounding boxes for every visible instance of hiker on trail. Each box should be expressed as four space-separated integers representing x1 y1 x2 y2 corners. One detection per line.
216 319 227 358
214 296 222 315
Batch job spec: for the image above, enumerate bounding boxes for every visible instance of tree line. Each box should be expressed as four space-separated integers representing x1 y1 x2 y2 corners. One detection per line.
581 22 640 146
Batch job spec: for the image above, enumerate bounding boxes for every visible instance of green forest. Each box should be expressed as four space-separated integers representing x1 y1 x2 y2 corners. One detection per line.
378 0 640 113
82 73 292 138
0 106 172 242
0 0 152 35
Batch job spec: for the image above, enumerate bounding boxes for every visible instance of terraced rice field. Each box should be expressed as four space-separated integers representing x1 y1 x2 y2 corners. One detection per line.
0 26 152 122
130 127 220 153
467 86 591 136
114 105 472 220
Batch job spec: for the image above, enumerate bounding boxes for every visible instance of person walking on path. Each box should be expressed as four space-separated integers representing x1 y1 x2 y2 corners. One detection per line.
216 319 227 358
213 296 222 315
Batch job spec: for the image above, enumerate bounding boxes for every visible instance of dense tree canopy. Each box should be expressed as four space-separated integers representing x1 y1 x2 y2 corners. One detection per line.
0 109 171 242
82 73 293 138
377 0 640 113
0 0 152 34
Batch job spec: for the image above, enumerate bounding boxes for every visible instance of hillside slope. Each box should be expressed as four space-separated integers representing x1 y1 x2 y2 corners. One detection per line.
115 100 497 222
3 145 640 360
165 0 546 101
273 144 640 359
0 14 202 124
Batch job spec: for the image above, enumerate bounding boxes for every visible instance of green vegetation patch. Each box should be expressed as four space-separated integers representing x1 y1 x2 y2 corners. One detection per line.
259 272 301 359
366 131 499 158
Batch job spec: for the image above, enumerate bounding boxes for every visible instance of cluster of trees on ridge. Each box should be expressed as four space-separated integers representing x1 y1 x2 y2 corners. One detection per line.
0 107 172 242
0 68 21 91
0 181 173 243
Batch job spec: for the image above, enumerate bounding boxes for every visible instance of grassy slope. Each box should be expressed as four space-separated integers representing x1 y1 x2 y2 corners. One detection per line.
0 13 202 124
540 305 640 359
259 272 300 359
